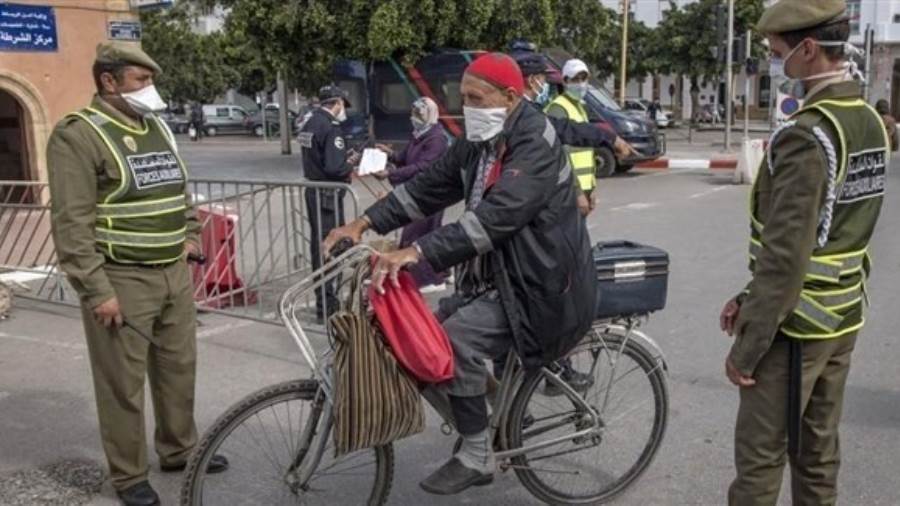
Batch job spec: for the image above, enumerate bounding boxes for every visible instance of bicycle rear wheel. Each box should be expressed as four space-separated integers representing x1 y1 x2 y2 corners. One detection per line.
506 331 667 504
180 379 393 505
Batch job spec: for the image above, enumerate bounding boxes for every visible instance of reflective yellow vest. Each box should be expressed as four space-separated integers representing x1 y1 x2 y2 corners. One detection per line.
68 107 189 264
750 97 888 339
546 95 596 191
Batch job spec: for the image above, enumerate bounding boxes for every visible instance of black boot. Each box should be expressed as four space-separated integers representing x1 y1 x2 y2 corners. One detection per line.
161 454 229 474
419 457 493 495
117 481 160 506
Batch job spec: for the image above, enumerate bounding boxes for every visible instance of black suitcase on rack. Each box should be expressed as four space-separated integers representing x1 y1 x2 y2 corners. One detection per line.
592 241 669 319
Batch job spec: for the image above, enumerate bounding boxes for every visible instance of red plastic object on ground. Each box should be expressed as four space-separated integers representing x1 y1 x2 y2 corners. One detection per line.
369 270 454 383
191 207 257 308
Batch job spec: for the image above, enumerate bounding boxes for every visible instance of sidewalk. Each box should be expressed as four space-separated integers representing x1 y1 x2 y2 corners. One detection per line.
0 298 306 505
634 125 769 170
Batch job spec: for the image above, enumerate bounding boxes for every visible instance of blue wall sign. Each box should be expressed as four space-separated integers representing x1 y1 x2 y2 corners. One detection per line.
0 3 57 52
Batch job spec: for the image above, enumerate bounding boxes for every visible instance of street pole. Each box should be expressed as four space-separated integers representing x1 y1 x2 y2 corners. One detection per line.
724 0 735 152
743 29 751 142
261 91 268 142
619 0 630 106
864 24 873 101
277 71 291 155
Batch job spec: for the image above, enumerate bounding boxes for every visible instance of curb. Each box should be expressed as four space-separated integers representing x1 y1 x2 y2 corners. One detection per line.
635 158 738 171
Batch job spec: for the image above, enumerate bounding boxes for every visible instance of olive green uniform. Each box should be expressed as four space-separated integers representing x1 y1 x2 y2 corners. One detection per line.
728 79 887 506
47 96 201 491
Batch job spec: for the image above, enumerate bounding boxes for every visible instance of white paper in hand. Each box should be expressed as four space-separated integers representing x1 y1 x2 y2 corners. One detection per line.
358 148 388 176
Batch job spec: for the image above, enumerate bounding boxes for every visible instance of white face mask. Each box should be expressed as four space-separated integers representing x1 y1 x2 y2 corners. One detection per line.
335 103 347 122
463 106 507 142
121 85 167 115
411 116 429 137
771 40 860 99
565 82 588 101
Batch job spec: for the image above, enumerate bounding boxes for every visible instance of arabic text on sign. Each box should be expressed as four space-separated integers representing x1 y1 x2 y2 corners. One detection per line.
0 3 57 52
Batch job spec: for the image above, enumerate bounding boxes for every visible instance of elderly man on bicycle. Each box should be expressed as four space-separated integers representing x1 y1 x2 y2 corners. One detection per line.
325 52 597 495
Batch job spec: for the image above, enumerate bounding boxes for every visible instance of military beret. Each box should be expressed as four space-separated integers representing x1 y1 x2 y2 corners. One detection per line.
95 41 162 74
757 0 847 34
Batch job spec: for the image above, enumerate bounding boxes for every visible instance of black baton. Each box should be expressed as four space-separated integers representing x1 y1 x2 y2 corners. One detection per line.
787 338 803 457
123 319 162 348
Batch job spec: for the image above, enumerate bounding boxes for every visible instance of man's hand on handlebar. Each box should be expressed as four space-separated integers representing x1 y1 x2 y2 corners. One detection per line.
323 217 370 257
371 247 420 294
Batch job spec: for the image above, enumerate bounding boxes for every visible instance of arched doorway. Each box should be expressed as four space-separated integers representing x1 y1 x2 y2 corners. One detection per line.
0 89 29 181
0 70 51 185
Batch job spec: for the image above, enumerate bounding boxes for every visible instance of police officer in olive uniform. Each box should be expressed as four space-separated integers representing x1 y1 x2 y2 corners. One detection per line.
719 2 889 504
298 85 357 320
47 43 227 506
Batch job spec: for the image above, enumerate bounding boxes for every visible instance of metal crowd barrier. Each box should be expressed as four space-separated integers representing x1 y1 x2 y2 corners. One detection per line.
0 181 73 303
0 179 361 325
187 179 360 323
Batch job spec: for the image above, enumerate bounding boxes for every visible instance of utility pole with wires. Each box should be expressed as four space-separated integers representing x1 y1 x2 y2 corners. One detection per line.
619 0 630 106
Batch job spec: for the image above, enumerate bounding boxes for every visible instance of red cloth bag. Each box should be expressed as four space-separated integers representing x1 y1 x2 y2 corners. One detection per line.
368 271 454 383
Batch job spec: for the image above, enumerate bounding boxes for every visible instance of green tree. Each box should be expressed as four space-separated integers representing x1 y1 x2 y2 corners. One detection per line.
192 0 616 93
140 6 237 105
653 0 765 119
548 0 616 75
599 16 661 95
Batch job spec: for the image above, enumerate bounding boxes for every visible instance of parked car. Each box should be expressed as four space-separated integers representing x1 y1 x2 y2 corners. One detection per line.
244 108 299 137
201 104 251 136
580 86 665 176
624 98 677 129
159 112 189 134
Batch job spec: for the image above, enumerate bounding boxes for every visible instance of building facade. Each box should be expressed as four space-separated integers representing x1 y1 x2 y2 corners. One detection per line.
848 0 900 115
0 0 141 182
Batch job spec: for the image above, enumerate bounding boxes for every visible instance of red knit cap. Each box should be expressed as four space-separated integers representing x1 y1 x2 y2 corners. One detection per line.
464 52 524 95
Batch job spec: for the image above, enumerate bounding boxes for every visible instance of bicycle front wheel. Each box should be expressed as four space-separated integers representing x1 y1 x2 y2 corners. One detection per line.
180 379 394 505
506 330 668 504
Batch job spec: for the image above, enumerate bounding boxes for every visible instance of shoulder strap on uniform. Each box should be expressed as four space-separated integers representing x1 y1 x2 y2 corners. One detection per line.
783 106 844 249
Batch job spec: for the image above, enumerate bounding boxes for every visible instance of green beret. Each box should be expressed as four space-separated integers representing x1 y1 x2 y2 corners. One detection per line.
757 0 847 34
95 41 162 74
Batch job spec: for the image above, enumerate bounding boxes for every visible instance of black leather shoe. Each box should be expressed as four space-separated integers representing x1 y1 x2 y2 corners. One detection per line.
419 457 493 495
161 454 229 474
116 481 160 506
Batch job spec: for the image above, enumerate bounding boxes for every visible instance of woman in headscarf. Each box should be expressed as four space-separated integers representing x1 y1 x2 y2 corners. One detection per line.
375 97 449 292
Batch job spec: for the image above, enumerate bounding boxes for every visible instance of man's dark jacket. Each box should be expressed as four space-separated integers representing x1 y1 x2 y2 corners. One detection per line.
365 101 597 369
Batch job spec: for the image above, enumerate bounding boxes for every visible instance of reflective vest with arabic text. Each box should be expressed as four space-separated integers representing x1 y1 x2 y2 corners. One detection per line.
68 107 189 265
749 97 888 339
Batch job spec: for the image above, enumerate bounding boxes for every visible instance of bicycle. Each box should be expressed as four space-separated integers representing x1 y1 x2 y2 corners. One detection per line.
180 243 669 505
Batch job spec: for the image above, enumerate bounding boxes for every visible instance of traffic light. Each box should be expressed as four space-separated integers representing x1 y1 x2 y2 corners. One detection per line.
734 35 746 62
746 58 759 75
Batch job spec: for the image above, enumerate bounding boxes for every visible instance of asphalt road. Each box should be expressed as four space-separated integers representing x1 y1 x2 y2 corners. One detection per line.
1 135 899 505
